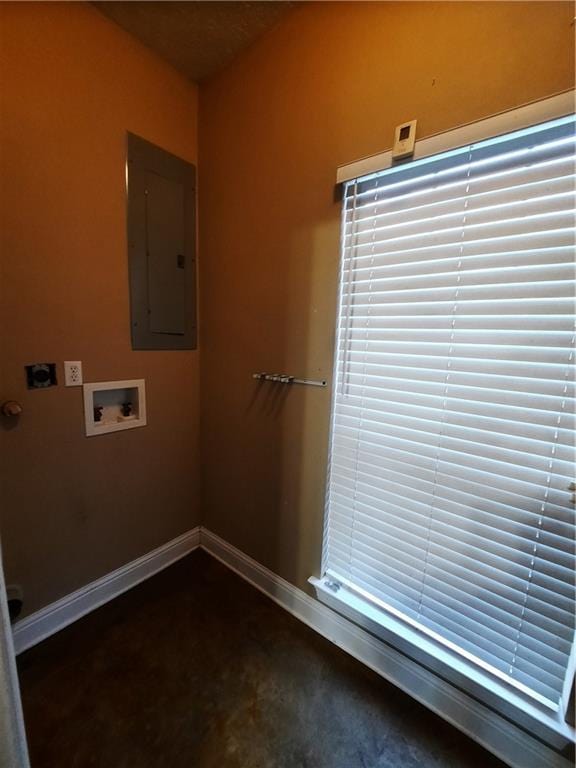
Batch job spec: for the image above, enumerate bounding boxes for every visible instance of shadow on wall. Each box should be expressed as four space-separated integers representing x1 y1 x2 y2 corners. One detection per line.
200 209 340 590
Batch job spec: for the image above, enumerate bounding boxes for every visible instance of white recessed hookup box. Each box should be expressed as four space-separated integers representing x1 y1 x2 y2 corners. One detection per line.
83 379 147 437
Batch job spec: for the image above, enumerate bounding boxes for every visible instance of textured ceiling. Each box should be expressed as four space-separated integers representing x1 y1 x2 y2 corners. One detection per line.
93 1 296 82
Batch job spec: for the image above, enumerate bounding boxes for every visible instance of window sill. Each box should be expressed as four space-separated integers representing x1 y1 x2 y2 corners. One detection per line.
310 576 574 753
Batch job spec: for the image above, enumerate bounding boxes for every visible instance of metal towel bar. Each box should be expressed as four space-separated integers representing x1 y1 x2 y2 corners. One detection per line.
252 372 327 388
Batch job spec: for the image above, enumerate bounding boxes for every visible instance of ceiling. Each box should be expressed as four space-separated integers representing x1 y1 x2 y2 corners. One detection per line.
93 1 296 83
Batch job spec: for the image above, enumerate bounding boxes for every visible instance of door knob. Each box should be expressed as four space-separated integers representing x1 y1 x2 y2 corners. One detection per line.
1 400 23 417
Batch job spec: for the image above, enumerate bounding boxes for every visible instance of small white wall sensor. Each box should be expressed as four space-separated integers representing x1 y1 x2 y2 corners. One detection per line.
392 119 417 160
64 361 83 387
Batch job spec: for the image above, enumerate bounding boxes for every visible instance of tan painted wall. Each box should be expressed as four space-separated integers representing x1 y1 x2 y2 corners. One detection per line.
0 0 573 618
199 2 575 591
0 2 200 616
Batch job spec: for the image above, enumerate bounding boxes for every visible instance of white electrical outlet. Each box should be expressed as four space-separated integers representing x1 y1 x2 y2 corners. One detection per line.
64 361 83 387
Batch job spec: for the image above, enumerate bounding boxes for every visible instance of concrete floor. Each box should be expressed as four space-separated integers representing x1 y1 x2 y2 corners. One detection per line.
18 550 506 768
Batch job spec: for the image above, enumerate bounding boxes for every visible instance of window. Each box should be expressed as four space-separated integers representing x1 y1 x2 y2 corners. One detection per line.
322 111 575 727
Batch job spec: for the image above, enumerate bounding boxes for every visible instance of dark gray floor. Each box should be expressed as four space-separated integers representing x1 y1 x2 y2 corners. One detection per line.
18 550 506 768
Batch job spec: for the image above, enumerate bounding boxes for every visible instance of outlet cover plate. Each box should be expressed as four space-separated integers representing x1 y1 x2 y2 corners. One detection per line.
64 361 83 387
25 363 57 389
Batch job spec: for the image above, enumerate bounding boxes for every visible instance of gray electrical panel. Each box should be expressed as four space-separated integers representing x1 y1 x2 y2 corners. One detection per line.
126 132 197 350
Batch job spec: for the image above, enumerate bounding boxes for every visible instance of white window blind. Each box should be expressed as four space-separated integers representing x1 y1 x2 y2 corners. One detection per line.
324 114 576 712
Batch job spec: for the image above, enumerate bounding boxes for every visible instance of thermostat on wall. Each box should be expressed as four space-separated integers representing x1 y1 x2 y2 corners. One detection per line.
392 119 417 160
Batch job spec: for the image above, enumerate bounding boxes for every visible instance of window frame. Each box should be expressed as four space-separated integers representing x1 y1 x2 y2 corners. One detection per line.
313 89 576 751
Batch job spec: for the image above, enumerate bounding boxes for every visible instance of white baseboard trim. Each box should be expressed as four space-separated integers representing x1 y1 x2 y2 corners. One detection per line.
11 525 571 768
12 527 201 655
200 527 571 768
